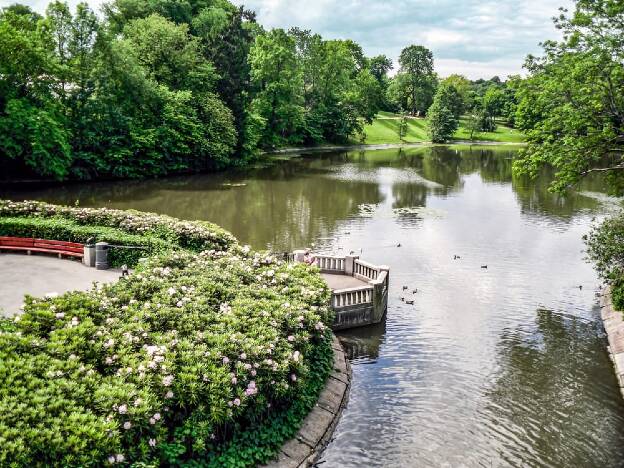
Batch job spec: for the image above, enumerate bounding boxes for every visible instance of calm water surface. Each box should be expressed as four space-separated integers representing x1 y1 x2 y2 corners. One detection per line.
4 145 624 467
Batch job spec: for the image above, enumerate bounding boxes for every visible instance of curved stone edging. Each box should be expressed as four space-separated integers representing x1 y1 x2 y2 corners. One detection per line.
600 287 624 398
262 334 351 468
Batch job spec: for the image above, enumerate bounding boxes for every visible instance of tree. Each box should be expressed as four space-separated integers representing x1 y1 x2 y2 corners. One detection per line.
249 28 304 147
397 112 408 142
122 14 217 92
513 0 624 193
428 85 460 143
441 74 471 114
398 45 436 116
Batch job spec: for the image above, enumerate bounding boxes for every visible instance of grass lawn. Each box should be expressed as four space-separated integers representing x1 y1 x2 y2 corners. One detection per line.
359 112 525 145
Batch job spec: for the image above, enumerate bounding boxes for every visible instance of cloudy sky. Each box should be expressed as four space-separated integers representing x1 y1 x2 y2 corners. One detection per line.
5 0 573 79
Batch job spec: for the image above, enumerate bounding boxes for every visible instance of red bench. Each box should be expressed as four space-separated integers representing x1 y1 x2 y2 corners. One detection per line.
0 236 84 259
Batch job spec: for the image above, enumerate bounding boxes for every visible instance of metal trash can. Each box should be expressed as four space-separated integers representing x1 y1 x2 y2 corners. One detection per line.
83 243 96 267
95 242 109 270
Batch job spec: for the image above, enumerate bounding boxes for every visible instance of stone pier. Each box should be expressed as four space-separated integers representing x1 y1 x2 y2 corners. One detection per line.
292 251 389 330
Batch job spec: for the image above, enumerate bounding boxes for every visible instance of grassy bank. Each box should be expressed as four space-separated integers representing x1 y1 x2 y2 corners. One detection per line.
0 201 334 467
359 111 525 145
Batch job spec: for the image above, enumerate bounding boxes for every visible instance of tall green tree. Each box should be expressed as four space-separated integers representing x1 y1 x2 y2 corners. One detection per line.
249 28 304 147
428 84 460 142
513 0 624 193
397 45 436 116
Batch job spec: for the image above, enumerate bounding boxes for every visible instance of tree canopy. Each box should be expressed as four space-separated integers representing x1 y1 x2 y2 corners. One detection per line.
513 0 624 193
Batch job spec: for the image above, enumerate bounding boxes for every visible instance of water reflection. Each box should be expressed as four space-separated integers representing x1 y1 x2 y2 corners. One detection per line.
483 307 624 467
3 145 624 466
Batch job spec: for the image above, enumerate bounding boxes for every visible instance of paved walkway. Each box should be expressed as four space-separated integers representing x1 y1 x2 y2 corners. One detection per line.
321 273 369 290
0 253 119 317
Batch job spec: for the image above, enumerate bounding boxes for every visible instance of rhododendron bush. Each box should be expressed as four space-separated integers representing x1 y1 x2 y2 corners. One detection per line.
0 202 335 466
0 200 237 253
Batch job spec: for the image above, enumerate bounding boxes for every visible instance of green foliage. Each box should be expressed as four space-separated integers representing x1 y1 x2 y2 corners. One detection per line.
0 249 333 466
513 0 624 193
0 200 238 254
586 212 624 310
0 201 335 465
392 45 437 116
249 29 304 147
0 216 169 267
428 86 460 143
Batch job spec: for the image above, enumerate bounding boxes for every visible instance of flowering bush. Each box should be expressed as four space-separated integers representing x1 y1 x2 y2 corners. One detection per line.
0 200 237 253
0 202 335 466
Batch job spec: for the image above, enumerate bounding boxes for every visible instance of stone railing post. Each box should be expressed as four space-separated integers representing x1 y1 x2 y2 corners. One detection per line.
344 255 358 276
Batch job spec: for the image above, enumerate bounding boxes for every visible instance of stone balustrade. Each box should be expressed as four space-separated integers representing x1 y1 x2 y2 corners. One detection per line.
292 250 389 330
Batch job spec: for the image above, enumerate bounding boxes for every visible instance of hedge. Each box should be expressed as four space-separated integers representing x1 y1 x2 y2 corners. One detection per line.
0 245 334 467
0 217 170 267
0 200 237 254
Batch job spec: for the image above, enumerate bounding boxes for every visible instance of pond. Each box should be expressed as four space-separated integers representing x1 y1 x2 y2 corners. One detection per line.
3 145 624 466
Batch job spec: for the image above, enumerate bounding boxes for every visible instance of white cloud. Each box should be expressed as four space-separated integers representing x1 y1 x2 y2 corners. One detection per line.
3 0 575 79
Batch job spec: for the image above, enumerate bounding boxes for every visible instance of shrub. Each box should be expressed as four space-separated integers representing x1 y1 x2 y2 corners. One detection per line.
586 213 624 310
0 200 237 253
0 249 334 466
0 217 170 267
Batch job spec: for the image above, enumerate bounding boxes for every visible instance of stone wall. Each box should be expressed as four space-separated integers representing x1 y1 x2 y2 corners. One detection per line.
262 335 351 468
600 287 624 398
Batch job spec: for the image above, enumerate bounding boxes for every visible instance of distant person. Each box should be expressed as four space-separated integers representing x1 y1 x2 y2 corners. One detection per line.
303 250 316 265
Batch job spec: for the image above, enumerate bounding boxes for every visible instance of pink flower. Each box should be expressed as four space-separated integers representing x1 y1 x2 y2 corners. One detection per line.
233 398 241 406
287 335 295 342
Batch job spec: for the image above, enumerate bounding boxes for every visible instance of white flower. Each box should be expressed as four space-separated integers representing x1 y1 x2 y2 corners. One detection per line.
165 390 174 399
287 335 295 342
167 287 176 296
123 421 131 430
55 312 65 319
118 404 127 415
45 292 59 299
149 438 156 447
162 375 174 387
115 454 124 463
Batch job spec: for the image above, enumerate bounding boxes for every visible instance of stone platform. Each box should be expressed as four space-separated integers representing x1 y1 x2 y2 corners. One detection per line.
262 335 351 468
321 272 368 290
0 252 120 317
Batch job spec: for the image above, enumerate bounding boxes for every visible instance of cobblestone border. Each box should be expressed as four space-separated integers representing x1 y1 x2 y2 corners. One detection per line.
600 287 624 398
262 334 351 468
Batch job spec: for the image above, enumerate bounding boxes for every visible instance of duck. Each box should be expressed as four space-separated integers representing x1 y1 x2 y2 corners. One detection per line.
481 265 488 269
405 300 414 305
397 243 402 247
453 255 461 260
412 289 418 294
402 286 408 291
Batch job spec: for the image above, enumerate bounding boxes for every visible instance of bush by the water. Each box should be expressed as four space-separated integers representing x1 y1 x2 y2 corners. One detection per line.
0 248 333 466
0 200 335 466
0 216 170 267
586 213 624 310
0 200 237 266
